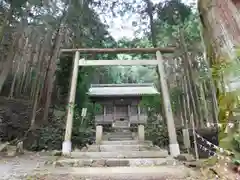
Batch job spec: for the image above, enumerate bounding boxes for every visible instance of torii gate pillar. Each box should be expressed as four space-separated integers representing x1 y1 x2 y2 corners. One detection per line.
156 51 180 157
62 51 80 156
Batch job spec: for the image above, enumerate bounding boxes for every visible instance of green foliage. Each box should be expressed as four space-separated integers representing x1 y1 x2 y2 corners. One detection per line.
232 133 240 152
145 108 169 147
140 95 162 114
72 105 95 148
94 103 103 114
56 56 73 98
157 0 192 25
29 118 65 151
208 49 240 142
29 103 96 151
7 0 27 9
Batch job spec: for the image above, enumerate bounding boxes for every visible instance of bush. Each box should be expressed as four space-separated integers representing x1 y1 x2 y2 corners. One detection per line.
232 133 240 152
28 117 65 151
28 106 95 151
145 111 169 148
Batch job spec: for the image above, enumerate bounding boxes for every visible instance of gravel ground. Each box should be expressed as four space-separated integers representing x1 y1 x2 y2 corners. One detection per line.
0 152 56 180
21 174 200 180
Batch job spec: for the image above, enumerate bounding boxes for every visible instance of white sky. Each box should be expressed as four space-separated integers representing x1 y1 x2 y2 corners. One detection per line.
100 0 196 40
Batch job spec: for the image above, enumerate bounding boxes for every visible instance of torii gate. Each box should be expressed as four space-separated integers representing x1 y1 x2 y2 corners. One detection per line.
60 47 180 157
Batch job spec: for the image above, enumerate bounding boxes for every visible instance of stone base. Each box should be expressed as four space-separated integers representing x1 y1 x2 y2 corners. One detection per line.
62 140 71 155
101 140 153 145
51 157 177 168
87 144 162 152
138 125 145 141
182 129 190 148
70 150 168 159
108 137 133 141
96 125 103 144
169 143 180 157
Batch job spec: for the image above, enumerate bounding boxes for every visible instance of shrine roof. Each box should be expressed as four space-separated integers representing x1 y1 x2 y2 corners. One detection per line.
87 83 159 97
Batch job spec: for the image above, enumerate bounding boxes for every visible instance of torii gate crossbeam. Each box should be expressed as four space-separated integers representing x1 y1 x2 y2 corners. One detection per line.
61 48 180 157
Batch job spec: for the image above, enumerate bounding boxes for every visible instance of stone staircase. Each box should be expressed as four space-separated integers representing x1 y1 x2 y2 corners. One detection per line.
47 139 197 179
108 129 133 141
47 123 196 179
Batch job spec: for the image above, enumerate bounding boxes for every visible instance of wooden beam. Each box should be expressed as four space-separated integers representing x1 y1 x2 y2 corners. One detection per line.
79 59 158 66
61 47 175 54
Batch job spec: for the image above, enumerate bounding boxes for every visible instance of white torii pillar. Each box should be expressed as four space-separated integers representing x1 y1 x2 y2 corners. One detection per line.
62 51 80 156
156 51 180 157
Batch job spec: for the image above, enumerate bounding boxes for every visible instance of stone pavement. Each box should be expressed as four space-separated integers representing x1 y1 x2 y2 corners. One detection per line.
22 166 200 180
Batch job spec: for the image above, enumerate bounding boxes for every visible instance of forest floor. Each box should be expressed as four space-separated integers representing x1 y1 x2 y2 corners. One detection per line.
0 151 239 180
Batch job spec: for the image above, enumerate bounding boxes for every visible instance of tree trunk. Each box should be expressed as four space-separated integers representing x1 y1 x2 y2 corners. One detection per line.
199 81 209 125
0 34 21 93
29 36 46 128
0 4 14 44
42 25 65 123
9 36 29 98
198 0 240 146
179 29 203 128
144 0 157 47
8 56 20 98
0 2 30 94
182 74 191 128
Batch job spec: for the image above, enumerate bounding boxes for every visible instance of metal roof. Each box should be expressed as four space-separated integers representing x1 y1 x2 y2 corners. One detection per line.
88 83 160 97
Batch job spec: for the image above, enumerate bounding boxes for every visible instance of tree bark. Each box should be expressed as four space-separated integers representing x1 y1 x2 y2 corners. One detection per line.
42 25 66 122
198 0 240 146
0 34 21 93
0 4 14 44
199 81 209 125
179 29 203 128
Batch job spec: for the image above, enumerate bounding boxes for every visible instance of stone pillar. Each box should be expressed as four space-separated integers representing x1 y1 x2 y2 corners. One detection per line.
138 124 145 142
62 51 80 156
156 51 180 157
96 125 103 144
182 128 190 149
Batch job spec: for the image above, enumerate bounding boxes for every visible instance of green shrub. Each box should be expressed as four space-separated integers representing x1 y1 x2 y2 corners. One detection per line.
232 133 240 152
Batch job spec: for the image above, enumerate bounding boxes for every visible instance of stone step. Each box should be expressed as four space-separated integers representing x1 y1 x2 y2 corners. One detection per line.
52 157 177 167
109 133 132 137
112 126 131 129
70 150 168 159
87 144 162 152
40 166 192 179
101 140 153 146
111 130 132 134
115 129 131 132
